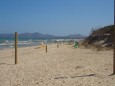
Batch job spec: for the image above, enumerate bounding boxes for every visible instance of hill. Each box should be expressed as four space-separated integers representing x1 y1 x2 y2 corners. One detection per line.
0 32 55 39
0 32 85 39
81 25 114 50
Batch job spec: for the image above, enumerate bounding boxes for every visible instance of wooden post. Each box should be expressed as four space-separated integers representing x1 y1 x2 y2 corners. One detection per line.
15 32 18 64
113 0 115 74
57 43 59 48
46 45 47 53
113 24 115 74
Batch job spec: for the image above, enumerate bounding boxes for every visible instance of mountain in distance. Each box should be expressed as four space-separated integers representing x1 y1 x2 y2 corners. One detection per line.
19 32 55 39
66 34 85 39
54 34 85 39
0 32 85 39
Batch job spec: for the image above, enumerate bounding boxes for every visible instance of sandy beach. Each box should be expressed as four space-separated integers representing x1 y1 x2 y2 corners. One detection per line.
0 43 114 86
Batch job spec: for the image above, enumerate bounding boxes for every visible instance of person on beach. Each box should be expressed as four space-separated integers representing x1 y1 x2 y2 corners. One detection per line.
74 41 79 48
38 42 45 48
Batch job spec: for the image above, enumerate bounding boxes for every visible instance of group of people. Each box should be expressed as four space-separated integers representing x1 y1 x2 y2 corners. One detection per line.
38 41 79 48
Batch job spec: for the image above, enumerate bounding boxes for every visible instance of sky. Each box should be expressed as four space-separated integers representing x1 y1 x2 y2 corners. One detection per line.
0 0 114 36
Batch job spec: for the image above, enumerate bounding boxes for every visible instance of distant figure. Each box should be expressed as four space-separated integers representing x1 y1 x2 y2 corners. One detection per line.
41 42 45 46
37 42 45 48
70 40 74 44
74 41 79 48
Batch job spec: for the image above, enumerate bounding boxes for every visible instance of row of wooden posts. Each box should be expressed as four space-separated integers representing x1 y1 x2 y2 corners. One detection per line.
14 32 59 64
14 32 115 75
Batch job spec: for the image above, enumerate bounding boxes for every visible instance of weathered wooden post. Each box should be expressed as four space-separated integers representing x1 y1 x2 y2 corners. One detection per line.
113 0 115 74
57 43 59 48
46 45 47 53
15 32 18 64
113 1 115 74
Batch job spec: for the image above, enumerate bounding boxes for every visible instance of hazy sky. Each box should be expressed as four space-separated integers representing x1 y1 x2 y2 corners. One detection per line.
0 0 114 36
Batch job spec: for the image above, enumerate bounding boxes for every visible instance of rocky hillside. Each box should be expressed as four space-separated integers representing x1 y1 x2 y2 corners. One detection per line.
81 25 114 50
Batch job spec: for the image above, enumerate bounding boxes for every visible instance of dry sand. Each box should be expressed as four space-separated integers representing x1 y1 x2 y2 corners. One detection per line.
0 43 115 86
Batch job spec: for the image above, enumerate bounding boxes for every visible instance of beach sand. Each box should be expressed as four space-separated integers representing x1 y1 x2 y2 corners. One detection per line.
0 43 114 86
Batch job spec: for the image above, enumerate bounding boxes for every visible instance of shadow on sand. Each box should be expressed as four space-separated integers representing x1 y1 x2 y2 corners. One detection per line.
54 74 96 80
71 74 96 78
108 73 115 76
0 63 14 65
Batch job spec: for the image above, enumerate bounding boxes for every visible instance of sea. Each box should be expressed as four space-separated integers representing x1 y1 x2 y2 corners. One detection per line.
0 38 82 50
